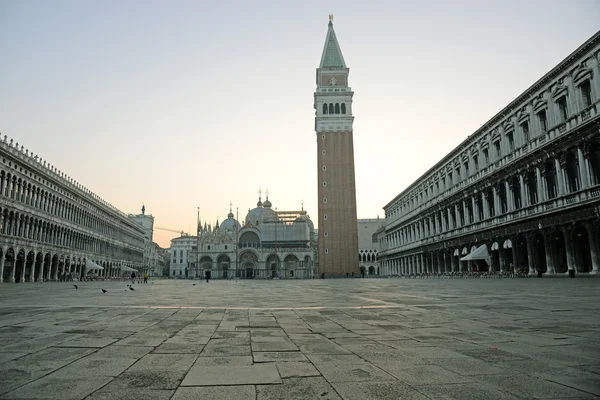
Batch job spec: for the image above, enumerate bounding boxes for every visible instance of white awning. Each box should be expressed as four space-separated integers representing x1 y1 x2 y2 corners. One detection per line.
120 266 136 273
491 242 499 251
453 248 459 256
503 239 512 249
461 247 468 255
85 259 104 270
460 244 491 262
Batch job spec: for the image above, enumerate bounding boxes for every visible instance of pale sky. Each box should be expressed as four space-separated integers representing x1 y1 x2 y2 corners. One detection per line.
1 0 599 248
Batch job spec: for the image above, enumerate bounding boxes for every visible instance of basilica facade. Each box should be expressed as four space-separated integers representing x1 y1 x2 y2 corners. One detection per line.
379 32 600 277
170 196 316 279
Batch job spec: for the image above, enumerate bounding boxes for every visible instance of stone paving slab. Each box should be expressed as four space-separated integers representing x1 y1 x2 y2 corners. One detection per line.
181 364 281 386
0 279 598 399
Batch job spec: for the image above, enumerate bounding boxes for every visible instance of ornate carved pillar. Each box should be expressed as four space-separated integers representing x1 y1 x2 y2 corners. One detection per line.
471 196 479 222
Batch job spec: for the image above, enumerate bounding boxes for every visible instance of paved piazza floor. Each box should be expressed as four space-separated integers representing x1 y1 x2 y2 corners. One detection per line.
0 278 599 400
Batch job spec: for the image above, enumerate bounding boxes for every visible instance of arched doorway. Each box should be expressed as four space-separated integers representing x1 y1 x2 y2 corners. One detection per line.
2 248 13 282
51 254 59 281
217 255 230 279
14 249 25 283
360 266 366 277
25 251 35 282
548 230 568 273
266 254 279 278
502 240 513 272
515 235 528 274
200 256 212 279
284 255 299 279
43 253 51 281
532 232 547 273
572 225 592 273
239 252 258 279
491 242 500 272
368 266 375 275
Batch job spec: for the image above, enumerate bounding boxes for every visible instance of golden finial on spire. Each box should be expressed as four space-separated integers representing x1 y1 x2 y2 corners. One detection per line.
329 14 333 22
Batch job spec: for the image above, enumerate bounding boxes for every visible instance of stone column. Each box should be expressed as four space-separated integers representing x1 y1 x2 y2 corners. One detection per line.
520 174 528 207
9 259 16 283
463 200 469 225
526 235 536 276
37 260 44 282
455 204 462 227
555 158 565 196
482 192 489 219
563 227 576 273
472 197 479 222
447 208 453 230
586 222 599 274
544 231 556 274
29 257 35 282
499 247 505 272
0 257 4 283
578 147 589 189
511 240 518 273
493 187 500 215
505 181 513 212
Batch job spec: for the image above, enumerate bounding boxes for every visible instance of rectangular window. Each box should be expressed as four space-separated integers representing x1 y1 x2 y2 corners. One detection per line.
483 149 489 166
448 172 453 186
455 167 460 182
557 96 568 122
581 81 592 108
538 110 547 132
494 141 501 159
521 121 530 143
473 155 479 171
463 161 469 177
507 132 514 152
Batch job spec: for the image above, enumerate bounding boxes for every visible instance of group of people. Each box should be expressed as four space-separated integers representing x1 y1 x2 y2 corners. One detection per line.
130 271 149 284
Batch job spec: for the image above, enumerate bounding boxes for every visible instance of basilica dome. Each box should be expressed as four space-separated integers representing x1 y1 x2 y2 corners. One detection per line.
245 197 278 226
220 214 241 232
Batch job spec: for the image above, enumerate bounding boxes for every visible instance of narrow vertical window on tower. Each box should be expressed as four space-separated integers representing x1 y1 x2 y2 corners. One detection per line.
322 166 326 171
341 103 346 114
322 104 328 114
322 150 326 155
323 181 327 187
335 103 340 114
329 103 334 114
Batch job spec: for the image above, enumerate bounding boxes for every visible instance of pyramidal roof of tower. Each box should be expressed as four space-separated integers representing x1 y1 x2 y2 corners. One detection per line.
319 21 347 68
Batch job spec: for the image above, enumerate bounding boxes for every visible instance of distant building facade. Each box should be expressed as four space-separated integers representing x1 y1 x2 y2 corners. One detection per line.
358 218 384 276
379 32 600 277
0 135 145 282
169 195 315 279
128 206 161 276
314 19 359 277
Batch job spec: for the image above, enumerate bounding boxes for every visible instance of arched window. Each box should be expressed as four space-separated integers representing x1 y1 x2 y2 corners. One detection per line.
335 103 340 114
498 183 508 214
329 103 334 114
512 176 521 209
527 169 538 204
322 104 328 114
545 161 557 199
565 152 580 192
341 103 346 114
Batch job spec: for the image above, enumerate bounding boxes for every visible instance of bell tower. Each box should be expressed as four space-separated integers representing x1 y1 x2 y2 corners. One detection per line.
314 16 359 277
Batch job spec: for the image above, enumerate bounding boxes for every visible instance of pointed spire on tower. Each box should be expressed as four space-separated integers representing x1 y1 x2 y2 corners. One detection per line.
320 16 347 68
215 218 220 231
141 204 145 215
